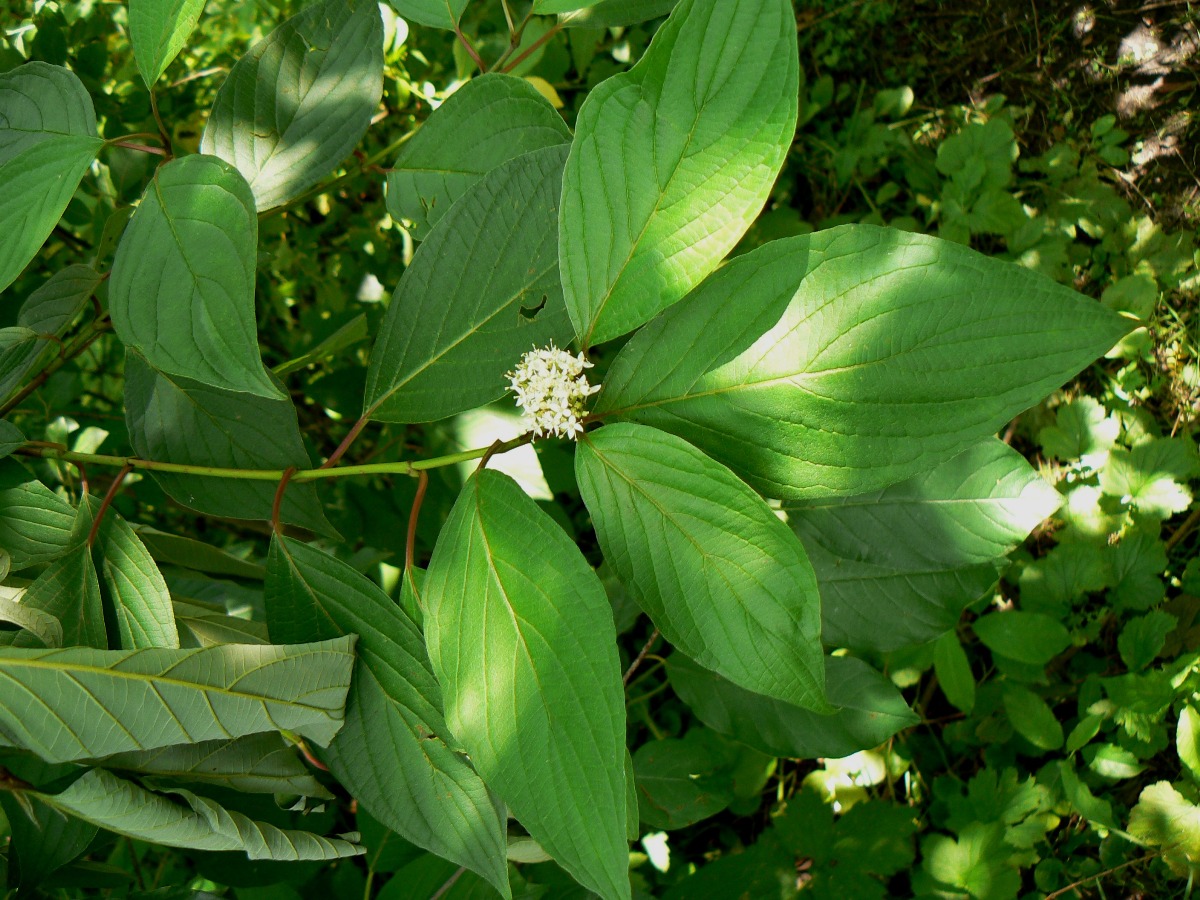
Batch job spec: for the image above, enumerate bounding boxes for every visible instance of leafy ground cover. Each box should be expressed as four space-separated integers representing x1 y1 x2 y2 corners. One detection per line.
1 0 1199 898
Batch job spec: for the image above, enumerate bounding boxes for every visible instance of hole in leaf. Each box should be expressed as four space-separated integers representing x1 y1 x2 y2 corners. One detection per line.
519 294 548 322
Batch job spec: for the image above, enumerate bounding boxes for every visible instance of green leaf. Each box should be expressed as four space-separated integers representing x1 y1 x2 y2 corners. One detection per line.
1118 610 1176 671
558 0 679 27
789 439 1061 652
560 0 798 345
272 313 368 378
100 733 332 798
265 536 509 896
1018 541 1112 612
1057 761 1116 829
385 0 469 30
595 226 1131 498
973 611 1071 666
123 351 330 533
633 733 733 830
35 768 362 861
0 63 104 295
0 591 62 648
0 419 22 458
129 0 206 86
534 0 604 12
1037 397 1119 466
386 75 570 240
666 654 916 759
365 145 573 423
934 632 976 714
921 822 1021 900
0 637 355 763
1128 781 1200 875
0 793 97 891
1101 437 1200 519
1001 685 1063 751
1178 705 1200 785
202 0 384 211
423 470 629 900
1109 531 1168 612
577 423 827 711
109 155 280 399
137 528 265 580
0 459 75 570
96 510 178 650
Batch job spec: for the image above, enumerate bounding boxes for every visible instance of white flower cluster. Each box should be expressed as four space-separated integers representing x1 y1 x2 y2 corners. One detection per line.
506 344 600 439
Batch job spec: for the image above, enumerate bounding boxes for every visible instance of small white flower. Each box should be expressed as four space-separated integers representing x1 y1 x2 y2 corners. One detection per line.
506 344 600 440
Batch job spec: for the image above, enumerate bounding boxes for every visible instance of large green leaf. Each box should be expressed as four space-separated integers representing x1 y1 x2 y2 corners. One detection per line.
576 423 827 711
423 470 629 900
366 145 573 423
666 654 917 760
559 0 797 345
34 768 362 861
595 225 1131 498
386 74 570 240
0 64 104 295
109 155 280 399
123 351 330 533
129 0 206 86
787 439 1062 652
95 510 178 650
101 733 332 798
385 0 469 30
265 536 510 896
0 459 75 570
202 0 383 211
0 637 355 763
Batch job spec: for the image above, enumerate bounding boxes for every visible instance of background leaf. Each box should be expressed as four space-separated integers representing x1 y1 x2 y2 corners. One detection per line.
558 0 679 26
666 654 916 760
34 768 362 861
577 423 827 710
129 0 206 86
423 470 629 900
96 510 179 650
386 74 570 240
109 155 279 399
365 145 573 423
0 459 75 570
0 63 103 295
385 0 470 31
0 419 23 459
0 637 355 763
201 0 384 211
559 0 798 345
123 352 330 533
0 793 97 891
595 225 1130 498
789 440 1061 652
266 536 510 895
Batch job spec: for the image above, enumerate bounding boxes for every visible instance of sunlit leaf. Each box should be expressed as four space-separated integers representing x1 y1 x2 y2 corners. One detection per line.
129 0 206 86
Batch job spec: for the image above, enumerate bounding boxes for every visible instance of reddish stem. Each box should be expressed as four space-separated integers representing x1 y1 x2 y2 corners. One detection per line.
320 415 369 469
87 464 132 546
405 470 429 572
271 466 298 534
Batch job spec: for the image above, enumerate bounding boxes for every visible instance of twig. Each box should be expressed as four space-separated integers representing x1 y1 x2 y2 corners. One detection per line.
1044 852 1159 899
320 415 369 469
430 866 467 900
271 467 298 534
623 629 660 685
405 470 429 572
454 25 486 72
87 463 132 546
1167 505 1200 551
500 23 563 74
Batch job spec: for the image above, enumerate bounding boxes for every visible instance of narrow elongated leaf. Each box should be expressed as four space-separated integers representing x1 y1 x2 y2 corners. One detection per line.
0 419 22 459
559 0 678 26
96 511 178 650
0 637 355 763
266 536 509 895
0 459 75 569
535 0 604 12
666 654 915 760
0 793 97 890
137 528 265 580
577 423 827 711
0 592 62 648
129 0 206 86
36 768 362 860
0 64 104 294
0 266 100 403
123 351 330 533
101 733 332 798
202 0 384 211
366 145 572 423
787 439 1063 652
386 0 470 30
560 0 797 345
109 155 279 398
596 225 1131 498
387 75 570 239
423 471 629 900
